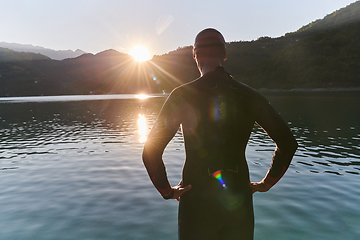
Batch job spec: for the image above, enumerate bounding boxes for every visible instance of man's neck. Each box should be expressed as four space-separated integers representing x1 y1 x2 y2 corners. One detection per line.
197 58 224 76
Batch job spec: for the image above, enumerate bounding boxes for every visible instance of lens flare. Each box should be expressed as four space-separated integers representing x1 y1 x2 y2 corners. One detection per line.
210 97 226 121
156 15 174 35
213 170 226 187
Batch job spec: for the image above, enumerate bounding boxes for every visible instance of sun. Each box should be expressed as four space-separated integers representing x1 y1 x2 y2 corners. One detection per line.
130 46 151 62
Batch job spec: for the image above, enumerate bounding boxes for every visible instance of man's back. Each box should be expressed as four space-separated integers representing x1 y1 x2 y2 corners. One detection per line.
163 66 264 187
161 67 259 239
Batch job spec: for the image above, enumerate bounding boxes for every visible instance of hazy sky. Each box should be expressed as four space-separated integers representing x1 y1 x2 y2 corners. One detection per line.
0 0 357 56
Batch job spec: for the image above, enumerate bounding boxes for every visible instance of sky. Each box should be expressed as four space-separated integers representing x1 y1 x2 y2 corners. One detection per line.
0 0 357 56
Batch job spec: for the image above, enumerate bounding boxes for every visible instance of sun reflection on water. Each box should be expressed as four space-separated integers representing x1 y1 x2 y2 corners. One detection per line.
135 94 149 100
138 114 147 143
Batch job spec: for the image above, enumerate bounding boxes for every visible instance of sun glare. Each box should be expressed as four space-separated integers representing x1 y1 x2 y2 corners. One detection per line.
138 114 147 143
135 94 149 99
130 46 151 62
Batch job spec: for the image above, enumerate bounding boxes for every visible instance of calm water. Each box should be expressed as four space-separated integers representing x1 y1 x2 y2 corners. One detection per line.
0 92 359 240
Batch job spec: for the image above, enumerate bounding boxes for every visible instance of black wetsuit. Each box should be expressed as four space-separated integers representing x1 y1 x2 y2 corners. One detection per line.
143 66 295 240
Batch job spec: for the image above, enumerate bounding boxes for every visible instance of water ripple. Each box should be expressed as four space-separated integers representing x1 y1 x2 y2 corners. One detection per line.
0 93 360 239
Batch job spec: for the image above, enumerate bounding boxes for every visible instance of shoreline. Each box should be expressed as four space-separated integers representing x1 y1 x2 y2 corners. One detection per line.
259 87 360 93
1 88 360 98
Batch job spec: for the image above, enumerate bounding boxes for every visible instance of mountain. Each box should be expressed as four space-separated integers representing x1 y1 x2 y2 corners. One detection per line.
0 47 50 62
246 20 360 89
0 1 359 97
224 0 360 89
0 42 86 60
290 1 360 37
0 49 164 96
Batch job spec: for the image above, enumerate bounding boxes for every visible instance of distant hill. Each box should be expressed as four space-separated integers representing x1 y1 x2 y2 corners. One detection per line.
0 1 359 97
247 20 360 89
0 42 86 60
290 1 360 37
0 50 163 96
0 47 50 62
224 0 360 89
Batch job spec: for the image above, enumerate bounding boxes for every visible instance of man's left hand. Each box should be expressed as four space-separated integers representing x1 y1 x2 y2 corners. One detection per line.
172 180 192 201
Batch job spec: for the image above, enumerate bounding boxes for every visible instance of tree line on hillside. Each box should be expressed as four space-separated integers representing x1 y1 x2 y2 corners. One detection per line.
291 0 360 38
0 48 50 62
236 21 360 89
0 50 164 97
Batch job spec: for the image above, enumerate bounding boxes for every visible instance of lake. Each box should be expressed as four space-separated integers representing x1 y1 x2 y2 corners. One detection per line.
0 92 359 240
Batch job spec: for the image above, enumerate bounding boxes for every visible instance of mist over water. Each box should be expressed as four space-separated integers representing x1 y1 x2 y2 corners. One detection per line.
0 92 359 239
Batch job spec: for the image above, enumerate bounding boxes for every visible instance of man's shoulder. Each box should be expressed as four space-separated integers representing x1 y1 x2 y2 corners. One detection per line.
170 67 264 101
170 76 202 95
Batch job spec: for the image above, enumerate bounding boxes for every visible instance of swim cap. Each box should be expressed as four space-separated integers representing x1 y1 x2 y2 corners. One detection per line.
194 28 225 46
193 28 226 58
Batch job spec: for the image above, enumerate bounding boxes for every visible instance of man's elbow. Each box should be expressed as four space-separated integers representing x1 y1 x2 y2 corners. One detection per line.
278 136 298 156
288 137 298 155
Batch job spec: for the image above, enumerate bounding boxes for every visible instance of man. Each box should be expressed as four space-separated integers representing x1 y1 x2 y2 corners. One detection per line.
142 28 298 240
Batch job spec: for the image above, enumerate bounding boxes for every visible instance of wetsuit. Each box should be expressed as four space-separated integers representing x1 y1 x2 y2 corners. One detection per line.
143 66 296 240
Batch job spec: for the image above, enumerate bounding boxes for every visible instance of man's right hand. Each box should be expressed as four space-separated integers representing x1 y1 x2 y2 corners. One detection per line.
249 181 272 193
